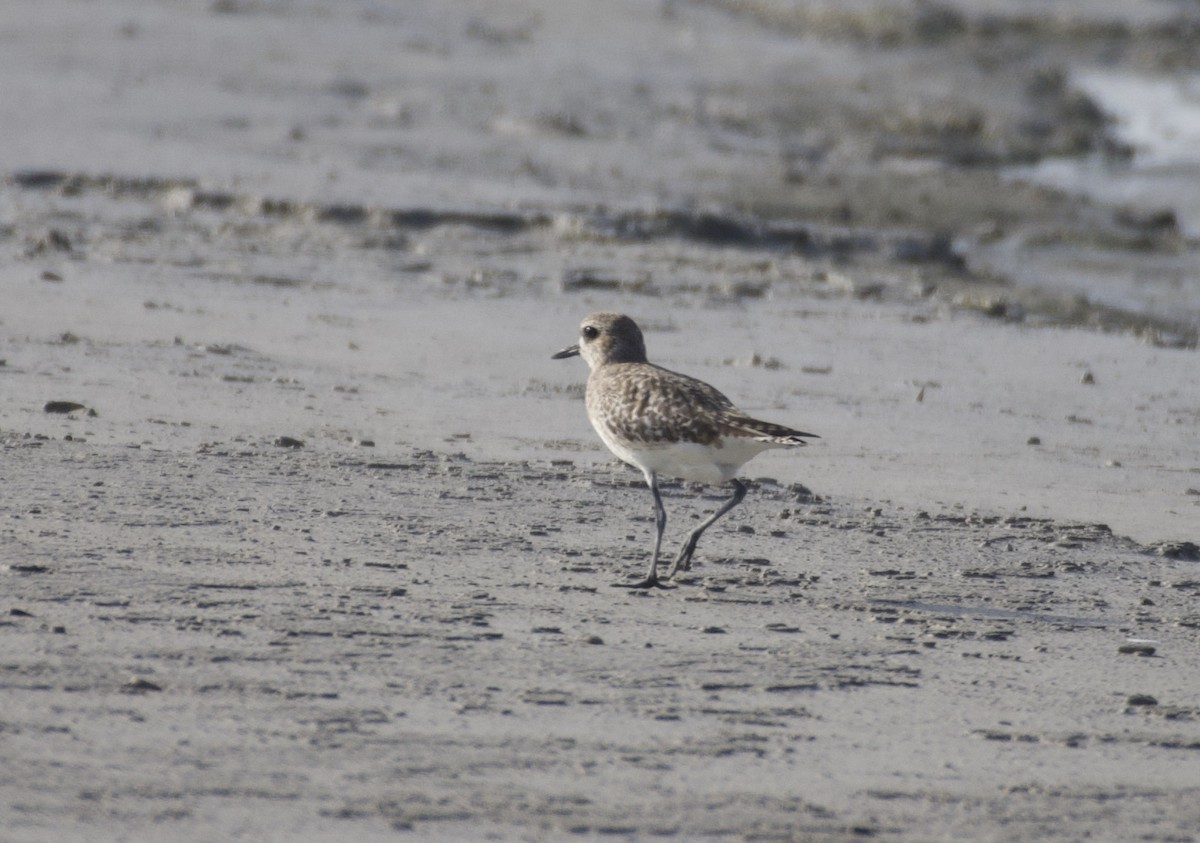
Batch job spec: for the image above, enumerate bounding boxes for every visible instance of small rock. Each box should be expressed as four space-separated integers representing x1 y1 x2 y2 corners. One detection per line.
273 436 304 449
1118 643 1156 657
1126 694 1157 707
122 677 163 693
765 623 801 633
788 482 815 502
1026 436 1041 446
1080 371 1095 385
44 401 93 415
977 729 1013 742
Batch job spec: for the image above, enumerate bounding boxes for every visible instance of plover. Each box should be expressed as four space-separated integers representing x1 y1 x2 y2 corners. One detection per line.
553 312 818 588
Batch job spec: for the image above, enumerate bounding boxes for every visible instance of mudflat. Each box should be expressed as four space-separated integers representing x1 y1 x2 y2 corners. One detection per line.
2 2 1199 841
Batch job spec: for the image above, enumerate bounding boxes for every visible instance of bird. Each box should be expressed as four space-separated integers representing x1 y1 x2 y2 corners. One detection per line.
552 312 818 588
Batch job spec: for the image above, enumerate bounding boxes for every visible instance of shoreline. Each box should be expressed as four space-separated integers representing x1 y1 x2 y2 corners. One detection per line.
2 1 1199 840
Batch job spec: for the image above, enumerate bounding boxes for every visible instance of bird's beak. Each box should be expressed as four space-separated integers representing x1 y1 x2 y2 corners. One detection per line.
551 343 580 360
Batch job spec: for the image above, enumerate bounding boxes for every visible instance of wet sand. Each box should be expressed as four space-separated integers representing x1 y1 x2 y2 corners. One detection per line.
3 1 1200 841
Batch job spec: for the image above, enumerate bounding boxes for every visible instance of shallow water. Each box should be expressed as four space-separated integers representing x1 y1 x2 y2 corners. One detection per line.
873 599 1108 628
1006 69 1200 327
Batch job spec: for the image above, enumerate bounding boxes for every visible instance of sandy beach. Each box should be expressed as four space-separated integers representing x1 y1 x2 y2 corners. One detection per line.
3 1 1199 841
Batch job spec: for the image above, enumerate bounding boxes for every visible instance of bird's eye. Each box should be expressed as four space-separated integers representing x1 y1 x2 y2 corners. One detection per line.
582 325 599 340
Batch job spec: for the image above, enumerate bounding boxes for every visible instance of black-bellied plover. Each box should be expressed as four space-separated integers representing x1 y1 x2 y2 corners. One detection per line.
553 312 818 589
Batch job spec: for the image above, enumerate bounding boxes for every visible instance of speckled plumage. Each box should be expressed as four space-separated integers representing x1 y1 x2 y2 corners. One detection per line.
553 312 818 588
587 361 809 446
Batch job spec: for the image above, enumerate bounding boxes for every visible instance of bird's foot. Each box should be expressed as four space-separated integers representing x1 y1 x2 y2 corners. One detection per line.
668 543 699 579
612 576 672 590
665 556 693 580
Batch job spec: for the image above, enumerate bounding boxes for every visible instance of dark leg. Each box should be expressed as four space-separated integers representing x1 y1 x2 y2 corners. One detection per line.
614 470 671 589
665 479 747 579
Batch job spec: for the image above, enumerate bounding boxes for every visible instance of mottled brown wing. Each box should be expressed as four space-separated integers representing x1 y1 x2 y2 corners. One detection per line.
587 363 734 446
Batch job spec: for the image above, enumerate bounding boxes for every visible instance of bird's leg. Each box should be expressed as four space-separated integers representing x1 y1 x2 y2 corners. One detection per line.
665 479 747 579
614 470 671 589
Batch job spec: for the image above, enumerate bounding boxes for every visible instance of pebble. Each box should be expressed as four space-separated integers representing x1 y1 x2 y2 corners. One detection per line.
44 401 96 416
122 677 163 693
1117 643 1156 657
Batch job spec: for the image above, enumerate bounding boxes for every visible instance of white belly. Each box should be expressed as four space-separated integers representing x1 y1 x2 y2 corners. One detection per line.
592 420 773 485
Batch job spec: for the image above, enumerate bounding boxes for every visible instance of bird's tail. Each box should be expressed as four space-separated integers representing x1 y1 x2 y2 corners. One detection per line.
724 416 819 445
